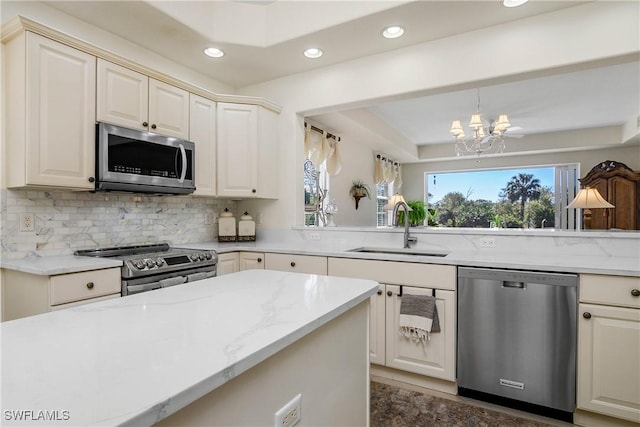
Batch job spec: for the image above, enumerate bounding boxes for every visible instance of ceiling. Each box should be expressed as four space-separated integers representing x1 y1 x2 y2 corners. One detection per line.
27 1 640 162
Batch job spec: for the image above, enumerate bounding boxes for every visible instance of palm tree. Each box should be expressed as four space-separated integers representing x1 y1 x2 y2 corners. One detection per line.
501 173 542 220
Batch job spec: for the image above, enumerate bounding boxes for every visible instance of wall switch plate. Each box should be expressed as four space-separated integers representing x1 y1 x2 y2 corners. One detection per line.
479 237 496 248
275 394 301 427
308 232 320 241
20 213 35 232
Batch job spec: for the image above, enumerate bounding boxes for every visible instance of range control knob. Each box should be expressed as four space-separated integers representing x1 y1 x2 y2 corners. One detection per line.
198 253 206 261
145 259 156 268
205 252 212 260
190 254 199 261
134 260 145 270
156 258 165 266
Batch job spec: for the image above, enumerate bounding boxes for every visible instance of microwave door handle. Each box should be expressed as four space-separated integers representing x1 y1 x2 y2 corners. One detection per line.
178 143 187 183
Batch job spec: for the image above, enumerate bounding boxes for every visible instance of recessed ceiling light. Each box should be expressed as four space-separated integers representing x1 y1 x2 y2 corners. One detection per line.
304 48 323 59
503 0 528 7
204 47 224 58
382 26 404 39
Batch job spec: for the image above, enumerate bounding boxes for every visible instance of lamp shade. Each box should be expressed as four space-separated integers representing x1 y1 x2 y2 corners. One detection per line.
566 187 615 209
469 113 483 129
384 193 412 211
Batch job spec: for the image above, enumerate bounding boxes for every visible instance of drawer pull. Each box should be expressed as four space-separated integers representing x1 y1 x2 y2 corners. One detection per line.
387 290 393 297
583 312 592 319
151 124 157 129
377 290 382 295
257 257 262 263
290 261 296 267
631 289 640 297
142 121 148 127
86 282 95 290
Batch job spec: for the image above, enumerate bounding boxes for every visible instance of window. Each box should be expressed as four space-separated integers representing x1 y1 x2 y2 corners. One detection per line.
425 164 578 229
376 182 394 227
304 158 329 226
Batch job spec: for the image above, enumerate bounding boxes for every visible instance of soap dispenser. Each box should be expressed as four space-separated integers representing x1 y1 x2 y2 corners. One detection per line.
218 208 237 242
238 212 256 241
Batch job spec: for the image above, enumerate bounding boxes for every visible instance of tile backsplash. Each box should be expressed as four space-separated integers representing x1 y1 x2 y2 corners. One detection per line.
0 189 231 260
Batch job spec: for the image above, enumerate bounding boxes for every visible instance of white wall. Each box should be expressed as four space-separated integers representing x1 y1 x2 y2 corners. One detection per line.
236 2 640 229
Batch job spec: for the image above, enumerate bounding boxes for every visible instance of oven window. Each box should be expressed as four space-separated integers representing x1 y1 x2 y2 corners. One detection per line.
108 135 193 180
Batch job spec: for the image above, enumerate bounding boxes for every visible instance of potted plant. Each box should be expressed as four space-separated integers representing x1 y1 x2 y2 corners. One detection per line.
397 200 427 226
349 180 371 210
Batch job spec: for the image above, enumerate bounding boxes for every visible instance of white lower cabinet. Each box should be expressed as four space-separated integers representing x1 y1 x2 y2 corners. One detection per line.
328 257 456 385
577 274 640 424
239 252 265 270
2 268 121 321
216 253 239 276
264 253 327 275
385 285 456 381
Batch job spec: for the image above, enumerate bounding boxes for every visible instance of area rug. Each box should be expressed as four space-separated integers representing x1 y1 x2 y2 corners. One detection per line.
370 382 557 427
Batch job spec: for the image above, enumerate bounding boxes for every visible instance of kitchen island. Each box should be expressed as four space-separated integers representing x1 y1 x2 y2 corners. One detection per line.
0 270 378 426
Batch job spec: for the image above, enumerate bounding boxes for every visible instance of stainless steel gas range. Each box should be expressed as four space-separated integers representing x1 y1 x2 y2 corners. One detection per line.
76 243 217 296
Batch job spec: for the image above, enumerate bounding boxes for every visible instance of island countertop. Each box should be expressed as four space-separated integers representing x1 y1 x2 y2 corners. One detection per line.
0 270 378 426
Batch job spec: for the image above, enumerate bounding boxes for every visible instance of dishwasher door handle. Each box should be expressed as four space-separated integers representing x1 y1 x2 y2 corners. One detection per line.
502 281 526 289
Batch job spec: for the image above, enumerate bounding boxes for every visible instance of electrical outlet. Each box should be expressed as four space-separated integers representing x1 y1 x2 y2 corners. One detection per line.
479 237 496 248
308 232 320 241
275 394 301 427
20 213 35 232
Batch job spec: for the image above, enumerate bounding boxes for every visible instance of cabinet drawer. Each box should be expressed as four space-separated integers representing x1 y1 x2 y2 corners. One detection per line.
265 253 327 275
50 268 121 305
50 293 121 311
580 274 640 309
328 258 455 290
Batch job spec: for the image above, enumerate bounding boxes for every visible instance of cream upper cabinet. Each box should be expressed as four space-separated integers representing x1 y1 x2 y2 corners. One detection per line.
4 32 96 190
97 59 189 139
189 94 217 196
577 274 640 424
216 103 279 199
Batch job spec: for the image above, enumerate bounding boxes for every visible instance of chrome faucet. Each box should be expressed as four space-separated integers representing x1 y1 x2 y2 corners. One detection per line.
392 201 418 248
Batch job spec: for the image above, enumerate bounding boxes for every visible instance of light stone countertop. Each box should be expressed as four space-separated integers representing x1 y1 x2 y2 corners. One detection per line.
2 240 638 277
0 270 378 426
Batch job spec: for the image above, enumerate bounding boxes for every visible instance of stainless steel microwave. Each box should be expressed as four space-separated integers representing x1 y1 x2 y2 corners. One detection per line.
95 122 195 195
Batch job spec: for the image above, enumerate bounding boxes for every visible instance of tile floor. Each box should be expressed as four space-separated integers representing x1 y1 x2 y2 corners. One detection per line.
370 381 575 427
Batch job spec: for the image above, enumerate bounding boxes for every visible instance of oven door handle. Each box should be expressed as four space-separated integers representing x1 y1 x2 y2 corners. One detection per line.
128 282 162 294
178 143 187 183
159 276 187 288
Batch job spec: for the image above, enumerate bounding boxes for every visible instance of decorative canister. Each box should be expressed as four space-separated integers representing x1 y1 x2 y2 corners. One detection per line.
218 208 237 242
238 212 256 241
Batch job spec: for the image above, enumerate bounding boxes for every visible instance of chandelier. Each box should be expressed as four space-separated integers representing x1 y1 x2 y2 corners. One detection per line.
450 89 511 156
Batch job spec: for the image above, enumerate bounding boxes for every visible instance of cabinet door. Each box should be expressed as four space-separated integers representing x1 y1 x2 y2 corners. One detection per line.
370 284 386 365
217 103 258 198
264 253 327 275
608 176 638 230
148 78 190 139
25 33 96 189
239 252 265 270
385 286 456 381
216 253 239 276
96 59 148 131
189 94 217 196
577 303 640 423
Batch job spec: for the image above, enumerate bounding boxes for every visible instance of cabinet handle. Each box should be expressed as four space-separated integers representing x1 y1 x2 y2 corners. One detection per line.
252 189 257 193
151 124 157 129
142 121 148 127
631 289 640 297
387 290 393 297
88 177 95 183
583 312 591 319
257 258 262 263
290 261 296 267
86 282 95 290
377 290 382 295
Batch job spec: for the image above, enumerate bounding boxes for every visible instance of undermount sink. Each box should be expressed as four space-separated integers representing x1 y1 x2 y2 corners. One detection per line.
347 247 449 257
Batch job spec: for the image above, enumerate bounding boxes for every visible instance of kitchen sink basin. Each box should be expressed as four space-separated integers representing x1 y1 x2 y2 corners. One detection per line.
347 247 449 257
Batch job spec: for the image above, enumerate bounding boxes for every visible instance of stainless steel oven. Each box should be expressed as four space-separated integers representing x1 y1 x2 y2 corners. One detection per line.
95 122 196 195
76 244 217 296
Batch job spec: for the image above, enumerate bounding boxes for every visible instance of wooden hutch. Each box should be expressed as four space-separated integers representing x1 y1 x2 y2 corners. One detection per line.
579 160 640 230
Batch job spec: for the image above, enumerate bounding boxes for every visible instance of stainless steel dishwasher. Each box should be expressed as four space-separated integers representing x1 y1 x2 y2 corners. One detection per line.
457 267 577 422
